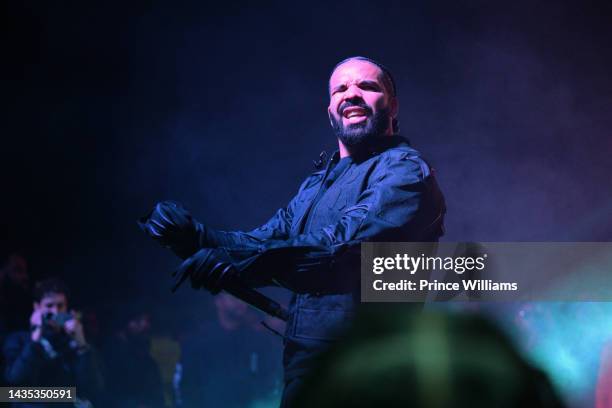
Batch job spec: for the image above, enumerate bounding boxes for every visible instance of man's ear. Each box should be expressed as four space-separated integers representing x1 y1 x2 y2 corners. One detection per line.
33 301 40 311
390 96 399 119
327 109 334 127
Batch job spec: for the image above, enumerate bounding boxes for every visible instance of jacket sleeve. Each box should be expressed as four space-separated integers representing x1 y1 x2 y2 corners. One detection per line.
3 333 45 385
202 172 324 249
234 153 446 291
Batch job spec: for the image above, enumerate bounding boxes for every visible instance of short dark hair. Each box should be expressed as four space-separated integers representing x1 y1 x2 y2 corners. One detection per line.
33 277 69 302
330 56 397 97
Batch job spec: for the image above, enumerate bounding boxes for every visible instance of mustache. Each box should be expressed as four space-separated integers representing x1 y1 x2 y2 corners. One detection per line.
338 101 372 116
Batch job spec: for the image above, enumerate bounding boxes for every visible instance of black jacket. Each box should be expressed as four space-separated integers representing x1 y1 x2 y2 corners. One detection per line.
205 136 446 380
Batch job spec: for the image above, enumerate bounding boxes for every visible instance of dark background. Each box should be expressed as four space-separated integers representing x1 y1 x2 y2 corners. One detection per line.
2 0 611 315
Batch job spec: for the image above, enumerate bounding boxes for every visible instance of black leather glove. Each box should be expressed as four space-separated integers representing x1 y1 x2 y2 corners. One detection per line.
172 248 237 294
139 201 204 259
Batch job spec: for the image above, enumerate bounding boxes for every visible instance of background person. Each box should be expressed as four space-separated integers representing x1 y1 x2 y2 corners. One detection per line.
2 277 104 407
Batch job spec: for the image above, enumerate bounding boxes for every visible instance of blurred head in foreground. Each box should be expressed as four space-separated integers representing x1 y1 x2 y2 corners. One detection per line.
292 306 565 408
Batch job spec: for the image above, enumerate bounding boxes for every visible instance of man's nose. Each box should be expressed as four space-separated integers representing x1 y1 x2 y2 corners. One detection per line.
343 84 363 100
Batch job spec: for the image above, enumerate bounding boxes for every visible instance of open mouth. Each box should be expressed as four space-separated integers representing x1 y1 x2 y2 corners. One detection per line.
342 107 369 119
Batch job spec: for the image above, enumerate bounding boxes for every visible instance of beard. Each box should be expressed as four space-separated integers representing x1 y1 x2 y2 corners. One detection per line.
331 104 392 148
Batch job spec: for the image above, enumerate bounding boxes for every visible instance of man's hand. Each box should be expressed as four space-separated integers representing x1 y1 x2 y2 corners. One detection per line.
173 248 237 294
139 201 203 258
30 309 43 342
64 312 87 348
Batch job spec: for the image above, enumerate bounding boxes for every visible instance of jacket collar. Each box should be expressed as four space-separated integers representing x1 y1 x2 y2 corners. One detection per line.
314 135 411 169
348 134 411 163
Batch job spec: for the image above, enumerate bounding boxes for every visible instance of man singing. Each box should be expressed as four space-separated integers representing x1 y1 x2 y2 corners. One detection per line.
141 56 446 406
